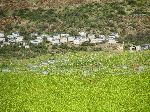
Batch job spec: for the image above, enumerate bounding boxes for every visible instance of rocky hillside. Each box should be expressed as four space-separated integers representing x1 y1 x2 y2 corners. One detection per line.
0 0 150 44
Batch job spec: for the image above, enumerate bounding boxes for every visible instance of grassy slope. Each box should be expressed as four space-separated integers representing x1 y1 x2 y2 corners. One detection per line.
0 51 150 112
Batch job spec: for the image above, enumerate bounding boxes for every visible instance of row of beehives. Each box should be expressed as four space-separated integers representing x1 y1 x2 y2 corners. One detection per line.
0 32 30 48
0 32 24 46
0 32 149 51
30 32 119 45
0 31 119 45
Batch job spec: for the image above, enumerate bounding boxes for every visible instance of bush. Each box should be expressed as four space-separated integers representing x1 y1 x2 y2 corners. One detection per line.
93 47 102 51
124 32 150 45
118 8 126 15
52 44 59 49
69 46 87 51
132 9 145 14
126 0 136 5
81 41 91 46
30 44 47 53
78 46 87 51
59 44 69 49
0 10 5 18
0 43 48 59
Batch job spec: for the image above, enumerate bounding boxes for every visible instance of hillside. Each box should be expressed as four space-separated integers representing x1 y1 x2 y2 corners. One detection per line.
0 0 150 44
0 0 123 10
1 0 150 9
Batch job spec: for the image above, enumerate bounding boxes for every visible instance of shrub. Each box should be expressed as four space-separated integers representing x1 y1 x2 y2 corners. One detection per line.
0 10 5 18
126 0 136 5
30 44 48 53
81 41 94 46
93 47 102 51
52 44 59 49
124 32 150 45
78 46 87 51
59 44 69 50
118 8 126 15
69 46 87 51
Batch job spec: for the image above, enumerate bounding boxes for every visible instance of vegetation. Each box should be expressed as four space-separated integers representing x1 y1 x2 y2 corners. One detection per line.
0 1 150 111
0 51 150 111
0 43 48 59
0 0 150 44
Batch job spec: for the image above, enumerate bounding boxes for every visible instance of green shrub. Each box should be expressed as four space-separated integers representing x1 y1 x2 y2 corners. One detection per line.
0 9 5 18
81 41 93 46
52 44 59 49
69 46 87 51
93 47 102 51
59 44 69 49
126 0 137 5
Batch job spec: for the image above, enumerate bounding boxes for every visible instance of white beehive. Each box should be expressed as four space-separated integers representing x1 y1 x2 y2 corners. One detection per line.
68 36 75 42
99 35 106 41
25 45 30 49
47 37 53 42
30 39 43 45
16 36 24 43
81 38 89 43
53 34 61 39
61 34 69 37
36 36 43 40
0 33 4 38
0 38 5 42
79 32 86 37
12 32 20 37
51 39 60 45
7 35 14 39
73 39 82 45
108 39 118 44
88 34 96 39
60 37 68 43
136 45 141 51
90 38 102 44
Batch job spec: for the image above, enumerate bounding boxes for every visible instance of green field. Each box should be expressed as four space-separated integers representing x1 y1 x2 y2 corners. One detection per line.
0 51 150 112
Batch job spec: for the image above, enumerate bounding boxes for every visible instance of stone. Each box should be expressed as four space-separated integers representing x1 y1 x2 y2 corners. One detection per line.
1 68 10 72
122 65 128 69
42 71 49 75
48 59 55 64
